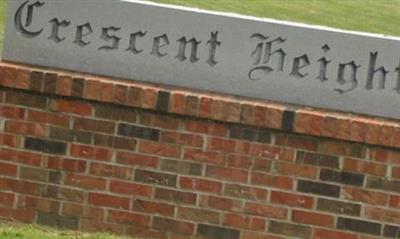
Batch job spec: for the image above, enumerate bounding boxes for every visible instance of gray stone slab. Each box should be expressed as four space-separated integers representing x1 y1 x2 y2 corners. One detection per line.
3 0 400 119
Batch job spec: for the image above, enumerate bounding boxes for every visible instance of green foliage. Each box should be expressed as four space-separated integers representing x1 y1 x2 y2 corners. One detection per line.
0 0 7 54
0 222 132 239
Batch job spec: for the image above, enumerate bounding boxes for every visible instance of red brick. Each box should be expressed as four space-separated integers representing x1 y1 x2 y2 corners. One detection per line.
321 116 339 138
224 184 268 201
293 110 310 134
240 103 254 125
253 105 267 126
308 111 324 136
0 66 16 87
274 161 318 179
81 220 124 234
5 120 46 137
113 84 128 104
343 158 386 176
83 79 100 100
170 91 186 114
180 176 222 193
200 195 242 212
251 172 293 190
365 120 382 145
379 123 396 147
141 87 157 109
314 228 358 239
265 105 284 129
207 137 235 152
99 82 114 102
185 120 228 137
177 206 220 224
227 154 252 169
0 162 17 177
108 210 150 227
393 127 400 148
184 95 198 116
155 188 197 205
110 180 152 198
242 231 282 239
183 148 226 165
223 213 265 231
126 85 142 107
336 116 352 140
275 134 318 151
70 144 111 161
0 192 14 207
139 141 180 158
27 110 69 127
0 148 42 166
199 96 213 118
15 68 31 89
62 203 104 221
364 206 400 224
126 226 165 239
132 199 175 217
47 156 86 172
0 105 25 119
65 173 106 190
116 151 159 168
0 178 41 195
270 191 314 209
88 193 130 210
0 133 21 148
90 162 132 179
244 202 288 220
389 195 400 208
342 187 388 205
140 113 180 130
292 210 334 227
56 75 72 96
206 165 248 183
392 166 400 179
17 195 59 213
319 141 365 158
50 99 92 116
0 207 35 223
350 117 367 142
161 131 203 147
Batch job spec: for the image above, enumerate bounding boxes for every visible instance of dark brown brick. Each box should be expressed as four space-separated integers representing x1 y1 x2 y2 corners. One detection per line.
71 77 84 97
320 169 364 186
154 188 196 205
93 134 136 150
30 71 43 91
384 224 400 238
197 224 240 239
43 73 58 94
118 123 159 141
37 211 79 230
296 151 339 169
5 91 47 109
268 221 311 239
20 167 49 182
337 217 381 236
282 110 295 132
297 180 340 197
317 198 361 216
134 169 177 187
156 91 170 112
153 217 194 235
366 176 400 193
160 159 202 176
229 125 271 143
95 105 136 122
49 127 92 144
25 137 67 155
74 118 115 134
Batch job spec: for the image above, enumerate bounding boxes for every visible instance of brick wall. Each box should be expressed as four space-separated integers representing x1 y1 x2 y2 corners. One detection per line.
0 62 399 239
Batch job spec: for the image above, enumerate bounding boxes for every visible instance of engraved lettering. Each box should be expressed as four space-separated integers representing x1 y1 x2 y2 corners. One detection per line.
206 31 221 66
291 54 310 79
248 34 286 81
127 31 147 54
176 37 201 63
394 60 400 93
317 44 331 82
366 52 389 90
151 34 169 58
14 0 44 38
335 61 360 94
48 18 70 43
99 26 121 51
74 23 93 47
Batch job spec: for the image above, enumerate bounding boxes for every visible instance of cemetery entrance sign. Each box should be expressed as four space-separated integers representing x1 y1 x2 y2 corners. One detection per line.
4 0 400 119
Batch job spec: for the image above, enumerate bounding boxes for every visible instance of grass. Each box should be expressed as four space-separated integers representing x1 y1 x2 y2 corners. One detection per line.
0 222 132 239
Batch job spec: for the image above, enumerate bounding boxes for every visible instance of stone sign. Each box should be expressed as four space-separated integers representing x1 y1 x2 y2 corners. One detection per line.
4 0 400 119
